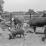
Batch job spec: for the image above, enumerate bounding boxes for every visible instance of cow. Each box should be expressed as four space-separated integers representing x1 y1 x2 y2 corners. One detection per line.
9 29 25 39
13 18 22 25
28 17 46 33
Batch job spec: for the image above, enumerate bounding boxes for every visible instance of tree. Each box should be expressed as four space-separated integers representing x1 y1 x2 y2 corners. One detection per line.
28 9 36 19
28 9 35 14
0 0 4 14
42 10 46 17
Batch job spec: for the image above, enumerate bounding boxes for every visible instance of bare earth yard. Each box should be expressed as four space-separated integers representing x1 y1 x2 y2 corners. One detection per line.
0 33 46 46
0 26 46 46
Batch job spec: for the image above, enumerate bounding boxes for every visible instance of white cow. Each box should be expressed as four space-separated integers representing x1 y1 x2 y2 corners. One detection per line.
22 23 30 31
36 27 45 33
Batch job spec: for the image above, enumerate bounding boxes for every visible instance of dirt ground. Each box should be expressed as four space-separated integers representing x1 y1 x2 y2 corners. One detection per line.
0 33 46 46
0 26 46 46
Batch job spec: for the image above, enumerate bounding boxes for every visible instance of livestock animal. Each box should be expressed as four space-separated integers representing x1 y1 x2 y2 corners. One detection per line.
12 18 22 29
28 17 46 33
13 18 22 25
9 29 25 39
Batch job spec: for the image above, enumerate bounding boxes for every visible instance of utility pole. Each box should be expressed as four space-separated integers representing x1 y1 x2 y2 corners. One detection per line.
10 13 12 29
30 13 31 19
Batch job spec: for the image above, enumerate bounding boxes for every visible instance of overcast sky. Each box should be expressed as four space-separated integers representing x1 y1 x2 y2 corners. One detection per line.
3 0 46 12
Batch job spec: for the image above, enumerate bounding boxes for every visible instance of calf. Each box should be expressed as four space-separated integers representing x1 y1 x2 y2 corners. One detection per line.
9 29 25 39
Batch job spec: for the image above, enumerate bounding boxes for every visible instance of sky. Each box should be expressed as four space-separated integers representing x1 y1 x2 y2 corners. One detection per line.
3 0 46 12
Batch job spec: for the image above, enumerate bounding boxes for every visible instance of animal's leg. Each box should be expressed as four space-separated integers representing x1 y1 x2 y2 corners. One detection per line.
22 33 24 37
11 33 16 39
13 34 16 39
9 34 12 40
42 37 45 41
22 34 24 38
45 34 46 38
43 34 46 40
20 34 21 38
33 26 36 32
21 33 24 38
